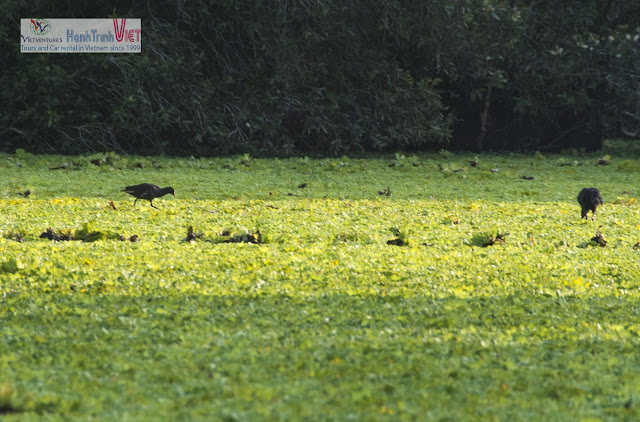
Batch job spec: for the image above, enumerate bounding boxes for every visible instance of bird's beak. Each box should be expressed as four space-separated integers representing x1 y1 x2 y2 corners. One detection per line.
173 192 176 196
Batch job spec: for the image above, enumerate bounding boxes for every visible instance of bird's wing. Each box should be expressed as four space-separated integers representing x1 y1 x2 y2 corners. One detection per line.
138 186 160 198
124 183 159 196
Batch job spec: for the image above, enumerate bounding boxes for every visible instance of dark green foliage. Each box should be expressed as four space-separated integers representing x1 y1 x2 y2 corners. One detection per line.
1 1 638 155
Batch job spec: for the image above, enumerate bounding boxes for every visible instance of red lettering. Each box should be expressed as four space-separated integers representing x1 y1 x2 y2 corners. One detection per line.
124 29 141 42
113 19 126 42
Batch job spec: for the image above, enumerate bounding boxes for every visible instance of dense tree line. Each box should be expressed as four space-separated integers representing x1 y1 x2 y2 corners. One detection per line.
1 0 638 156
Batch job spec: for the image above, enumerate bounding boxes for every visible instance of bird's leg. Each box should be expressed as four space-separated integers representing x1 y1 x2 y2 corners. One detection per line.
150 201 159 209
133 198 138 206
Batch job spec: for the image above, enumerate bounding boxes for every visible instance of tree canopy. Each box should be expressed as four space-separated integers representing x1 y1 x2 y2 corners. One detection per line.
2 1 639 156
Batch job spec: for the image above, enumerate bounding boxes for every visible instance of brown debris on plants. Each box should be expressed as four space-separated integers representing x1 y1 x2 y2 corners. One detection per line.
590 226 607 247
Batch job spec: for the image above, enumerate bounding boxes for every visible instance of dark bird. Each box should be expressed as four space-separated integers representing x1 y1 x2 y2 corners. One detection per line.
123 183 175 209
577 188 603 220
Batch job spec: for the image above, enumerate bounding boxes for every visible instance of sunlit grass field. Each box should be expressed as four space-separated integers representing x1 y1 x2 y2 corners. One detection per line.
2 150 640 420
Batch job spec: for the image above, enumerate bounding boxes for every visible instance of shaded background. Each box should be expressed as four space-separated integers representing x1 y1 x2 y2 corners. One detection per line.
2 0 639 156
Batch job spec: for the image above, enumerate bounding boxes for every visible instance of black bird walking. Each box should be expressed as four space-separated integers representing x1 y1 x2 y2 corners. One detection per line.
577 188 603 220
123 183 175 209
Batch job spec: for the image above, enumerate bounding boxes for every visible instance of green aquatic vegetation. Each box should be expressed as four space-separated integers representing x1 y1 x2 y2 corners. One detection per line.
1 152 640 420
